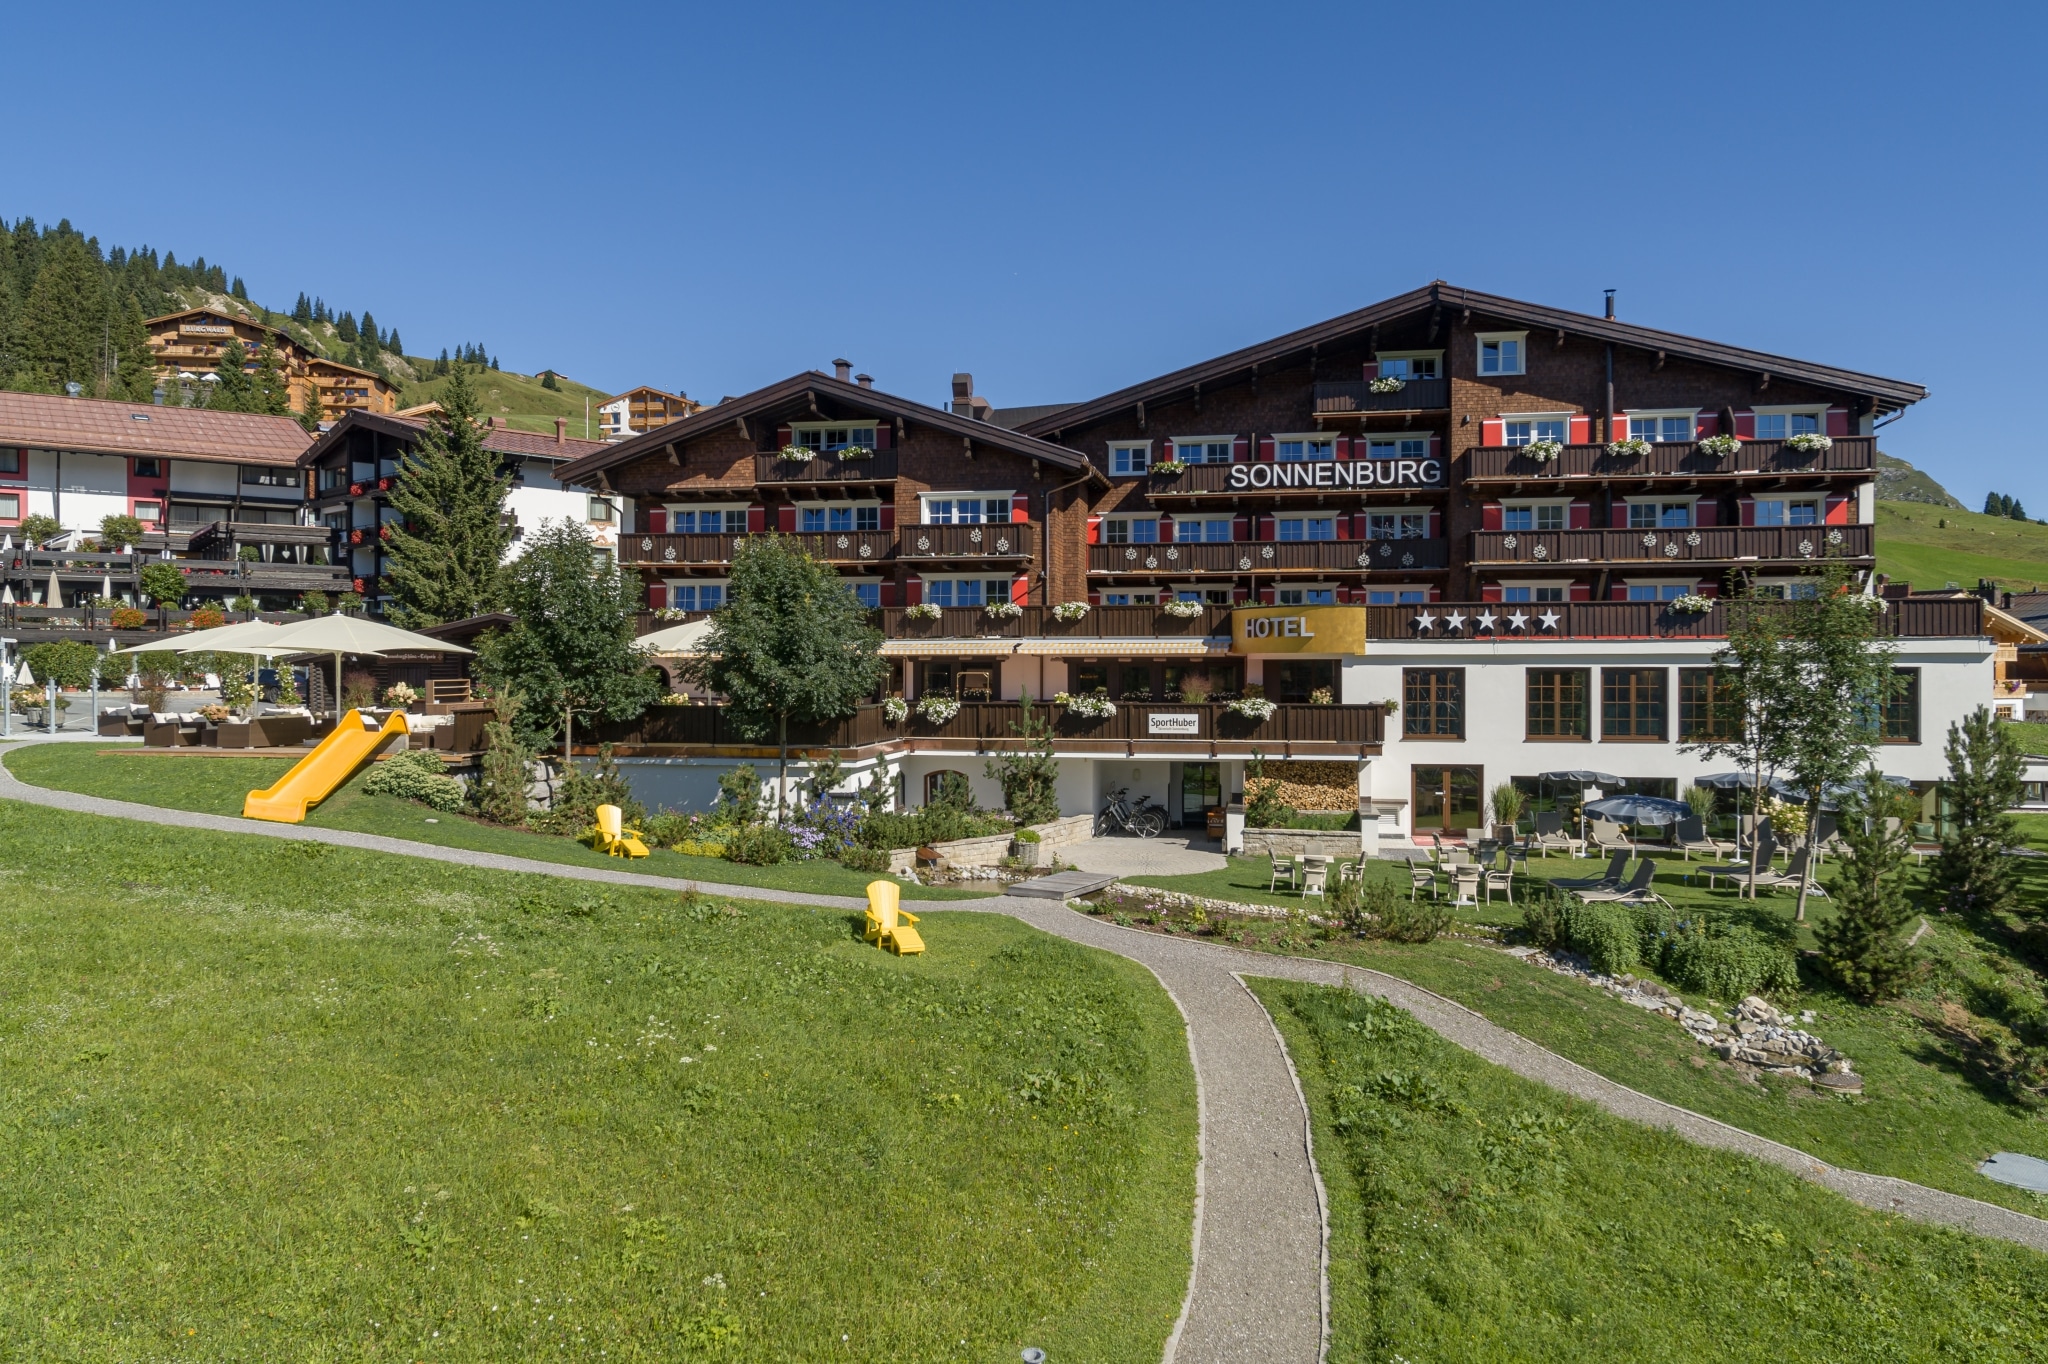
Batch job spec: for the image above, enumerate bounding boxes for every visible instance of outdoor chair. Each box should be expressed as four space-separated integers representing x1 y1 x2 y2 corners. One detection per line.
1450 864 1480 904
1729 849 1827 898
1409 865 1439 901
588 804 649 859
1483 855 1515 906
1507 834 1535 869
1337 860 1362 886
1738 818 1776 856
1677 816 1735 861
1443 847 1472 866
1576 859 1658 904
1301 863 1328 898
1590 820 1634 856
1552 852 1632 893
1532 811 1586 858
1463 827 1489 847
1269 856 1297 892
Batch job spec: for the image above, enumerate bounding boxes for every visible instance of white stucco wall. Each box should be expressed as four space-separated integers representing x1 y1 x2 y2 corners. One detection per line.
168 459 236 496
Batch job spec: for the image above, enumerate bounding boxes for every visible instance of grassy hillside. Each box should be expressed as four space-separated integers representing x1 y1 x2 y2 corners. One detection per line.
1876 500 2048 593
398 366 615 437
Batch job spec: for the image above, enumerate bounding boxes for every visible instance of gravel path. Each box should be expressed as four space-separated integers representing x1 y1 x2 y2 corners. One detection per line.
4 755 2044 1364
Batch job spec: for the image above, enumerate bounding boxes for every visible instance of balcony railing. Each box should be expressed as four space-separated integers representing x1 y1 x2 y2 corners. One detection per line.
1312 376 1450 413
898 523 1038 561
1361 595 1980 642
1091 538 1448 575
1144 461 1450 495
1465 436 1876 482
754 450 899 482
881 604 1232 638
620 531 896 566
1471 524 1873 565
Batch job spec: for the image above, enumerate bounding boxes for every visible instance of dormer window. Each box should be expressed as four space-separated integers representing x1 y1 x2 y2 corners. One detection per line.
792 423 877 451
1478 332 1527 376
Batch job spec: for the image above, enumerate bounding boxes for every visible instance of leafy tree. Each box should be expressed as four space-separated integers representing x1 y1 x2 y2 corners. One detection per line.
1931 706 2027 919
1814 770 1922 1001
381 368 512 627
23 639 102 689
17 512 61 546
475 519 662 756
99 513 143 548
19 232 104 392
683 535 886 821
249 334 292 415
138 561 187 610
985 693 1061 825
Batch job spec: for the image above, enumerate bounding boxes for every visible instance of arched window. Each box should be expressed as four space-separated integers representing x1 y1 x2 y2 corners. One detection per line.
924 770 970 807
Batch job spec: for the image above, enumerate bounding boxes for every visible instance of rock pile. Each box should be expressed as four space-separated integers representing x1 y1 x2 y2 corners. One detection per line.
1503 946 1859 1090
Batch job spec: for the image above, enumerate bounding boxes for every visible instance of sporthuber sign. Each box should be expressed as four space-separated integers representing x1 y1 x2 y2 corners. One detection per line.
1230 606 1367 655
1146 712 1202 736
1228 458 1442 491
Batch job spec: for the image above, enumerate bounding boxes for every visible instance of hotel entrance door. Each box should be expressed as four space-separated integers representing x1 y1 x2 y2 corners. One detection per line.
1412 766 1483 834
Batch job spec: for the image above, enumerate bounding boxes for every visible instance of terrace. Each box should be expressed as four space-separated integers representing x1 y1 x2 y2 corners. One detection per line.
1090 538 1449 575
1470 524 1875 566
1465 435 1876 483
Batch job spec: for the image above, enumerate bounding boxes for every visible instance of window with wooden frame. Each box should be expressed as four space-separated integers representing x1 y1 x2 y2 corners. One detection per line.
1882 668 1921 743
1525 668 1589 740
1678 667 1735 741
1403 667 1465 738
1601 668 1667 740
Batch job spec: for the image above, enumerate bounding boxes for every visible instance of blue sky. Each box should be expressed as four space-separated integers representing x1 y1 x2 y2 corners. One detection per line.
5 2 2039 507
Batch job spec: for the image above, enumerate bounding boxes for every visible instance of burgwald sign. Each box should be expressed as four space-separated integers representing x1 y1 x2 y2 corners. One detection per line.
1228 459 1442 491
1231 606 1367 655
1147 712 1202 736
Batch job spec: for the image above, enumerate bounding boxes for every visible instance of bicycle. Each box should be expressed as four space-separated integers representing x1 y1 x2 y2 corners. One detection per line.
1100 786 1167 838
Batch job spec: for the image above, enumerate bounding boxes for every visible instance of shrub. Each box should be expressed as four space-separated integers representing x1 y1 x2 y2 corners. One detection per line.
715 765 765 825
1662 924 1799 999
641 812 696 848
1013 829 1042 843
470 693 532 825
1519 887 1565 948
23 640 101 689
531 744 644 835
360 749 465 811
188 607 225 631
109 605 147 630
138 561 187 607
857 810 925 851
723 823 794 865
299 590 331 615
1560 899 1639 976
1368 887 1455 944
838 845 889 873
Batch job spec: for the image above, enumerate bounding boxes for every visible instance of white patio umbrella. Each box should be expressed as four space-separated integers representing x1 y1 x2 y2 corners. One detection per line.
46 569 61 610
258 613 473 720
1 585 12 605
635 616 714 653
110 620 288 655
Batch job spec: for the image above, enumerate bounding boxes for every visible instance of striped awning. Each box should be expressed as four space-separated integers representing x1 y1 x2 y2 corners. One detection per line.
880 638 1021 657
879 636 1230 658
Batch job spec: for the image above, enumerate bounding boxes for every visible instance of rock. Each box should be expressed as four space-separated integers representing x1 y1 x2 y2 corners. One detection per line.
1812 1071 1864 1094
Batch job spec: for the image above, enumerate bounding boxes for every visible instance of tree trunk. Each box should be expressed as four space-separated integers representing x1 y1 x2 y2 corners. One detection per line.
1747 756 1765 899
563 704 573 767
776 713 788 824
1794 792 1822 922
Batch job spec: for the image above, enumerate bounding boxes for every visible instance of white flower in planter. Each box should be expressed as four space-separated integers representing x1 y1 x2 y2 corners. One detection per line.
1161 600 1204 618
1066 693 1117 719
904 602 942 621
1785 432 1834 453
1669 594 1716 614
1227 696 1277 720
1521 438 1565 464
984 600 1024 619
882 696 909 723
1696 433 1741 458
1149 459 1189 476
1051 601 1092 622
1606 437 1653 459
1367 375 1406 394
916 694 961 723
837 446 875 461
778 444 817 462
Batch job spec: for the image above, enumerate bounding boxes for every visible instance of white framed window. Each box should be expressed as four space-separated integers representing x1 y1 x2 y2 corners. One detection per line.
664 579 728 611
1500 582 1569 603
1366 586 1430 604
1363 434 1430 460
923 492 1012 525
1275 515 1336 542
0 492 18 521
798 501 881 533
1751 408 1826 441
922 576 1014 608
790 422 878 452
1274 433 1335 461
1170 435 1235 464
1625 409 1698 443
1109 442 1152 476
1375 351 1442 380
1756 578 1822 600
1185 517 1235 543
1625 581 1698 603
1754 496 1822 527
1101 590 1161 605
1500 501 1569 533
1478 331 1527 376
132 500 161 524
1503 414 1570 446
664 504 750 534
1172 583 1234 604
1102 516 1160 545
587 497 616 523
844 579 882 608
1276 585 1337 606
1625 498 1695 529
1366 512 1430 540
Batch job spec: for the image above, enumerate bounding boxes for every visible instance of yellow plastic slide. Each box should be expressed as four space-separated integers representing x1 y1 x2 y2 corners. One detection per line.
243 709 410 824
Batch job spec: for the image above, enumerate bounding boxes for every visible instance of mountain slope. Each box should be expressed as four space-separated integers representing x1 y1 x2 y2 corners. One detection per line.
396 367 614 436
1876 501 2048 593
1874 451 1963 508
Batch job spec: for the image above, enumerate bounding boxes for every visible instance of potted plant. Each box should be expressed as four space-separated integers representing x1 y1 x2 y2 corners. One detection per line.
984 600 1024 619
1150 459 1189 476
1307 686 1334 705
883 696 909 724
1785 431 1833 455
1051 601 1091 622
1161 599 1204 618
779 443 816 462
1368 375 1407 394
1062 691 1117 720
384 681 421 712
1696 433 1740 459
916 693 961 723
1489 781 1526 840
904 602 942 621
1669 593 1716 614
1522 438 1565 464
837 445 875 461
1606 436 1652 459
1227 694 1277 721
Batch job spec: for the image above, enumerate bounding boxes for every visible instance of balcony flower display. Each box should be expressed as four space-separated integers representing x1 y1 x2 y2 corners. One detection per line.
1522 438 1565 463
1669 594 1716 614
1785 432 1834 454
1053 690 1116 719
883 696 909 724
1226 695 1277 721
1161 599 1205 618
1605 437 1653 459
653 606 694 621
904 602 942 621
1367 375 1407 394
1696 433 1741 459
778 444 817 462
984 600 1024 619
837 445 875 461
1051 601 1092 622
916 693 960 723
1308 686 1335 705
1150 459 1189 476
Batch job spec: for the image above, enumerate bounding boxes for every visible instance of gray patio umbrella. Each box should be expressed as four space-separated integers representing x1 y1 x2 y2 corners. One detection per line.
1585 795 1692 827
1539 770 1622 844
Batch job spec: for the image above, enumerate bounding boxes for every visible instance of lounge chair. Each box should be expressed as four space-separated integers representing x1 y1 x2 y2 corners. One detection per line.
1552 852 1630 892
1590 819 1634 857
588 803 649 859
1729 849 1828 897
864 880 924 955
1677 816 1735 861
1532 811 1585 858
1577 859 1659 904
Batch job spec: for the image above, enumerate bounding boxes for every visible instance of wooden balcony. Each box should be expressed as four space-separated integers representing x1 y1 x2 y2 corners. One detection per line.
880 604 1232 639
1360 595 1980 642
898 523 1038 562
619 531 896 566
182 562 354 594
753 450 898 483
1091 538 1448 575
1312 376 1450 414
1470 524 1873 566
1465 436 1876 482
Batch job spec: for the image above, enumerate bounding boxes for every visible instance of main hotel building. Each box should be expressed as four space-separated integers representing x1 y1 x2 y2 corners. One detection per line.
559 284 1991 838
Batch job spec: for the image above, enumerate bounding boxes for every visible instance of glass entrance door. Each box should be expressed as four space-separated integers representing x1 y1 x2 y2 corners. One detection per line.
1413 766 1483 834
1180 763 1222 826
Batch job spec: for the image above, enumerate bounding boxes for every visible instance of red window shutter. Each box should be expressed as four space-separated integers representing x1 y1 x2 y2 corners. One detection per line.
1426 586 1441 601
1568 582 1591 601
1481 419 1505 445
646 508 666 534
1087 591 1101 606
1257 438 1275 461
747 505 765 533
878 580 897 607
1231 437 1249 462
1698 582 1719 598
1482 504 1503 531
1160 439 1175 463
1568 415 1592 443
1333 513 1350 539
1609 502 1629 529
1611 414 1630 441
1428 435 1441 459
1231 515 1250 540
1256 515 1275 540
878 504 895 531
1086 515 1101 544
1335 436 1351 460
1824 496 1850 525
1826 408 1849 437
1610 583 1629 601
1694 499 1719 527
1694 412 1719 437
1427 510 1441 538
1158 515 1175 543
1569 502 1591 530
1257 585 1276 604
776 505 796 533
1361 360 1379 380
1734 411 1756 439
1738 498 1756 526
775 425 792 448
1232 585 1249 602
1011 576 1028 605
1010 494 1030 523
906 578 923 606
1480 583 1503 602
873 423 891 449
647 583 665 610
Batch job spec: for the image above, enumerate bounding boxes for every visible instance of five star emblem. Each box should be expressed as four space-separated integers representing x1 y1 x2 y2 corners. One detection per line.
1538 610 1561 630
1444 611 1467 632
1413 611 1436 631
1507 611 1530 630
1476 611 1498 631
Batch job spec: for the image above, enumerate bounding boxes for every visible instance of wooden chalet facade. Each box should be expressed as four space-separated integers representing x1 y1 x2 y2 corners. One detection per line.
145 308 400 418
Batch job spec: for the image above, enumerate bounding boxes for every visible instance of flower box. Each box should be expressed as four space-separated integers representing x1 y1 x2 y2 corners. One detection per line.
1606 437 1652 459
904 602 942 621
984 600 1023 619
1051 601 1091 622
1669 594 1716 615
883 697 909 724
837 446 875 461
1521 439 1565 464
1226 696 1276 721
1785 432 1833 455
778 445 817 462
1160 600 1204 618
1367 375 1406 394
916 694 960 723
1150 460 1189 476
1696 433 1741 459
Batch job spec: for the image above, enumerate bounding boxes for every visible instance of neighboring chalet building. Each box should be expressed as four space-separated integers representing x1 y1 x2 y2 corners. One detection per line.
0 391 345 608
146 307 400 417
300 411 618 607
597 386 701 439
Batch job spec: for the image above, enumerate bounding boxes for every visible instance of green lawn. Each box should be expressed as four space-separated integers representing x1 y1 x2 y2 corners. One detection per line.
4 744 976 900
1115 851 2048 1215
1876 499 2048 593
0 800 1196 1359
398 366 615 437
1254 979 2048 1361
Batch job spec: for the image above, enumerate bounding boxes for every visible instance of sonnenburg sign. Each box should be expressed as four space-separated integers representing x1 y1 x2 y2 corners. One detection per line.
1228 458 1442 491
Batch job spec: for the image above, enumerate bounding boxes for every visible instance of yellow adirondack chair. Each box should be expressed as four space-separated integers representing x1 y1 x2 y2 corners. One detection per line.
864 879 924 955
590 803 649 858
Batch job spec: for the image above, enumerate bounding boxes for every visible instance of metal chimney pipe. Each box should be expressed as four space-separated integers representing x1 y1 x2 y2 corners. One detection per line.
1604 289 1616 319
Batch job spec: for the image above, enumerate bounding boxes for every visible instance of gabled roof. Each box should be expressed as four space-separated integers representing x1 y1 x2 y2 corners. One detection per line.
0 390 312 465
553 372 1104 486
298 409 611 467
1017 281 1929 438
305 356 391 382
146 306 268 330
602 384 694 406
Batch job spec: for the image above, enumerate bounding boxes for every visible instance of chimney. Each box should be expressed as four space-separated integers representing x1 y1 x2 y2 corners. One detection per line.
950 372 975 417
833 358 852 381
555 417 567 445
1604 288 1616 320
855 372 873 389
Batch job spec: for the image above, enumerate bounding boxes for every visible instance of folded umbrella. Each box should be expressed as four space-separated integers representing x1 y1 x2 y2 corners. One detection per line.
1585 795 1692 827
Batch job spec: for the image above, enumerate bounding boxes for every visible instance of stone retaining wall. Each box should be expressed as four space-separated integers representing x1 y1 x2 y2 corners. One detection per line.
1241 827 1365 858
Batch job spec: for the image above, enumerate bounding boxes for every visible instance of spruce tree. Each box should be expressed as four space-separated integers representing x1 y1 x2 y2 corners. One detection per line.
296 374 326 433
249 334 292 415
2013 498 2028 522
210 336 254 410
1986 492 2002 516
292 293 312 324
111 294 154 400
20 232 106 392
1931 706 2027 919
1814 770 1921 1000
360 311 378 351
436 348 450 376
0 228 18 383
230 276 248 300
387 328 401 357
381 368 513 628
336 311 357 343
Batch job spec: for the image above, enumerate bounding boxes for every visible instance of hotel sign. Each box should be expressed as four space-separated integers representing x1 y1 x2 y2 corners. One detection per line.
179 324 236 336
1227 458 1442 491
1230 606 1367 656
1147 712 1202 736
